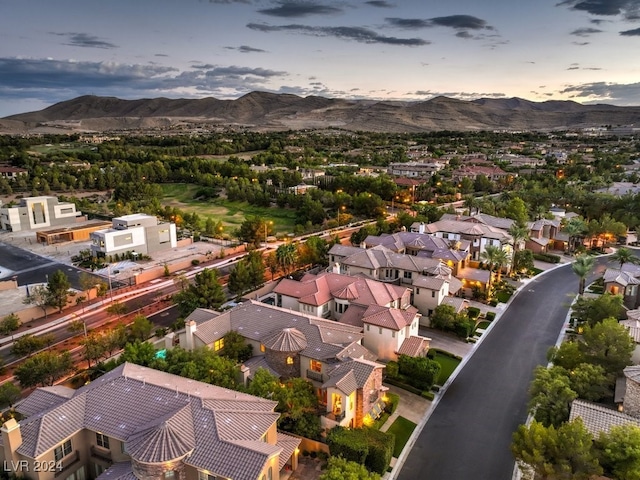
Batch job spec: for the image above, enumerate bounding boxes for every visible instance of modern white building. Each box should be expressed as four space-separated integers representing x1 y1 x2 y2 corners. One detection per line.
0 196 82 232
90 213 177 257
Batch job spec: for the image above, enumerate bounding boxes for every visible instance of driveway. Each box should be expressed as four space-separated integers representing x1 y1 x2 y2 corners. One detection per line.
420 327 473 359
396 257 612 480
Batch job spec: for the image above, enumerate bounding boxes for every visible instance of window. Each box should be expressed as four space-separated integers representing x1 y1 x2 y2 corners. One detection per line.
260 343 266 352
432 291 436 298
199 471 223 480
392 331 395 338
121 442 128 454
164 472 175 479
286 356 294 365
96 433 110 449
379 327 382 334
54 439 72 462
366 324 370 331
214 338 224 351
416 288 420 294
310 360 322 372
403 271 412 279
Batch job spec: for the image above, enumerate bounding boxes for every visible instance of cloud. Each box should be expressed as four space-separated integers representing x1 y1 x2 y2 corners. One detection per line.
411 90 507 101
570 27 603 36
386 14 493 31
621 27 640 35
208 0 251 3
385 18 430 29
572 41 590 45
257 1 342 18
51 32 118 49
559 81 640 104
225 45 267 53
154 53 169 57
247 22 428 45
365 0 394 7
557 0 640 20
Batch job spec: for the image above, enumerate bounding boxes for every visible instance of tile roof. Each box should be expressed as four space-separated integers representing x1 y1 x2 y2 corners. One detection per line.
422 219 512 242
324 358 383 392
625 365 640 384
96 462 136 480
412 275 446 290
195 301 365 362
457 267 491 284
569 399 640 437
441 296 469 313
323 369 359 395
243 357 282 379
16 387 74 418
339 246 443 274
261 327 308 352
441 213 515 230
277 432 302 471
17 363 287 480
397 336 429 356
603 268 640 287
328 244 364 257
362 305 416 331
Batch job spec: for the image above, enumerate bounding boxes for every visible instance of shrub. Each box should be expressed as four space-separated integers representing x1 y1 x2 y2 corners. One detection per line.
486 312 496 322
364 428 395 474
533 252 561 263
467 307 481 319
326 427 394 474
384 392 400 414
421 391 435 400
191 259 200 266
385 361 399 379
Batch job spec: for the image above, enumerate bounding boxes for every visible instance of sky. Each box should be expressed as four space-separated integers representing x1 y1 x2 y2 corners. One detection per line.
1 0 640 117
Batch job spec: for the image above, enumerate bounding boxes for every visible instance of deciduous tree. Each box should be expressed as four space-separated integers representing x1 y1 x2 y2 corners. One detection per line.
14 350 74 388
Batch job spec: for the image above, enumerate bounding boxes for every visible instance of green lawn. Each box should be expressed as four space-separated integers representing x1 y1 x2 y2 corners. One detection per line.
160 183 298 233
433 352 461 386
386 416 417 457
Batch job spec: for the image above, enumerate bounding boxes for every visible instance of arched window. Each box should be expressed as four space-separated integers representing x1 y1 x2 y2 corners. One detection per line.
286 356 294 365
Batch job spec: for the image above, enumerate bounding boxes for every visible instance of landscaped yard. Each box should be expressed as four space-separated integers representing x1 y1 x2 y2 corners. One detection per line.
161 183 298 233
432 351 461 386
386 416 417 457
476 320 491 331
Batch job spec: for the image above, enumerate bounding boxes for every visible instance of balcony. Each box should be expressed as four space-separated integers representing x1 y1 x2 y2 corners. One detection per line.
306 369 324 382
54 451 81 478
91 445 112 462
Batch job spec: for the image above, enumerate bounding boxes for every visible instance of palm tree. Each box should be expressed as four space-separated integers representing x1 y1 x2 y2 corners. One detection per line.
493 248 510 283
564 217 587 254
508 223 530 276
572 254 595 295
610 246 639 269
480 245 502 296
276 243 297 275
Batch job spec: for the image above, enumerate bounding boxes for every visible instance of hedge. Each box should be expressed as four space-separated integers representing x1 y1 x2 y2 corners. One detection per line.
533 252 561 263
384 392 400 415
421 391 435 400
486 312 496 322
326 427 395 475
467 306 481 319
383 377 423 396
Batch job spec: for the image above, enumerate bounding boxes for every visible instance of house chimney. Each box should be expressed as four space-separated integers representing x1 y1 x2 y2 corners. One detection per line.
236 364 251 387
164 332 175 350
1 419 22 465
184 320 197 351
419 222 425 234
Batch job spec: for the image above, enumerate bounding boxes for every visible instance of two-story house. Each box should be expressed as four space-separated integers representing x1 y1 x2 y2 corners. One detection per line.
173 301 387 431
271 272 430 360
603 263 640 309
2 362 300 480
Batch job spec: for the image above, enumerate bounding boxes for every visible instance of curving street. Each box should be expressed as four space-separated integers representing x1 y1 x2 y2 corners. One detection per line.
397 257 611 480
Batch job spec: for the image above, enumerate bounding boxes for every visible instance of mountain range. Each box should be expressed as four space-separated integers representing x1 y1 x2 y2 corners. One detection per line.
1 92 639 134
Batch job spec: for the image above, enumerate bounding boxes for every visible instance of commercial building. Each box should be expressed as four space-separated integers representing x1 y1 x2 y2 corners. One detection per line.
90 214 177 257
0 196 82 232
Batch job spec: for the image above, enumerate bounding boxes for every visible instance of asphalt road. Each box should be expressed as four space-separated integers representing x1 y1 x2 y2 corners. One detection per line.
397 257 611 480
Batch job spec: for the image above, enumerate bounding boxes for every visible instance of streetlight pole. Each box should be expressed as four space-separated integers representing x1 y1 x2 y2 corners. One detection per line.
107 264 114 303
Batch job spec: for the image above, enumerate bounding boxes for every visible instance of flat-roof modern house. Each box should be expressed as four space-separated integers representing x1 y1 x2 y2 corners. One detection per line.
0 196 82 232
173 301 387 430
2 362 300 480
90 213 177 257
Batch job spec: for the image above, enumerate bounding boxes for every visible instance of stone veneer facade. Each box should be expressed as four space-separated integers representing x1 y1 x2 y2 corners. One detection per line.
354 367 384 427
625 374 640 418
265 349 301 379
131 455 188 480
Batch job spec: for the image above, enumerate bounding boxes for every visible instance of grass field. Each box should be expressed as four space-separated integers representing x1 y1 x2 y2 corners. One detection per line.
386 416 417 457
433 352 461 386
160 183 298 234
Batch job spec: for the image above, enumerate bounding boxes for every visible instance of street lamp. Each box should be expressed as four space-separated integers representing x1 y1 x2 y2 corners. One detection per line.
263 220 273 247
337 206 346 227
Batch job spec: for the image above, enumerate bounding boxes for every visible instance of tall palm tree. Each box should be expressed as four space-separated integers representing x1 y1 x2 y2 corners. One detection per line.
572 254 595 295
493 248 510 283
610 246 639 269
480 245 502 297
508 223 530 276
276 243 297 275
564 217 587 254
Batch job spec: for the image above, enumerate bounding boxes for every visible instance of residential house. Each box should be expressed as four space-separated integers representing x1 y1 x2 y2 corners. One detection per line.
2 362 300 480
569 365 640 438
0 165 28 180
272 271 429 360
0 196 82 232
90 213 177 258
603 263 640 309
327 243 464 316
411 218 513 262
173 301 387 430
450 165 511 182
388 161 444 178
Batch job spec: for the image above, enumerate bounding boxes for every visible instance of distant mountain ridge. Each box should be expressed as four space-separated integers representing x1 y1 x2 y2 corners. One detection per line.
2 91 639 134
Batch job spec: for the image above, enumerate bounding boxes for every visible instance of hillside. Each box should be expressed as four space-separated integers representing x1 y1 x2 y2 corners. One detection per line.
2 92 639 134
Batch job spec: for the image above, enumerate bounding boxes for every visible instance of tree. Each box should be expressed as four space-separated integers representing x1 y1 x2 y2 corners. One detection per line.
571 293 624 327
564 217 588 253
47 269 71 312
173 268 226 317
571 254 595 295
246 250 266 290
512 419 601 480
0 313 20 336
508 223 530 275
14 350 74 388
265 251 279 281
528 365 578 427
480 244 503 294
611 247 639 269
22 284 51 320
504 197 529 225
276 243 297 275
569 363 610 402
106 301 128 319
397 354 441 391
0 382 21 409
580 317 634 377
81 332 108 368
597 424 640 480
11 333 54 357
129 314 154 341
220 330 252 362
298 236 329 267
319 456 381 480
228 260 252 296
79 271 98 306
513 249 535 274
120 340 158 367
237 216 271 248
429 304 458 331
548 341 584 371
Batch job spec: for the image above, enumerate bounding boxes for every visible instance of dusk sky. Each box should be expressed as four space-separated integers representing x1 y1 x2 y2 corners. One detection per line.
1 0 640 117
